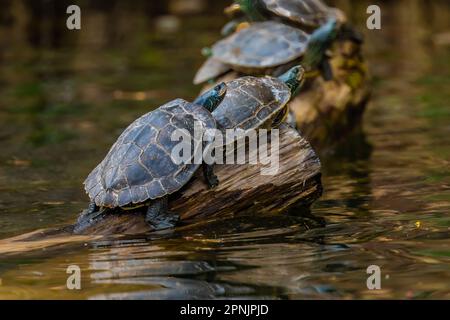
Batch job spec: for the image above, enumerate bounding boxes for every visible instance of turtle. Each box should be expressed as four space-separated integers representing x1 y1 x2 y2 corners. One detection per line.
224 0 341 30
194 19 337 85
75 83 227 233
222 0 362 43
212 65 304 133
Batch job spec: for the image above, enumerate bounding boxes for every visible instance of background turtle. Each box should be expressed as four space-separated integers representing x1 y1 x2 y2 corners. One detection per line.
194 19 337 85
223 0 362 42
212 65 304 132
76 83 227 232
225 0 342 30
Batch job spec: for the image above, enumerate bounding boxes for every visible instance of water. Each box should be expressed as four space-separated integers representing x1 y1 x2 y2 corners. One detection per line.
0 0 449 299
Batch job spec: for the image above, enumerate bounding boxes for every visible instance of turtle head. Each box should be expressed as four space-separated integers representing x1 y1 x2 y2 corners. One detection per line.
278 65 305 96
193 82 227 112
303 18 339 69
224 3 243 18
228 0 264 21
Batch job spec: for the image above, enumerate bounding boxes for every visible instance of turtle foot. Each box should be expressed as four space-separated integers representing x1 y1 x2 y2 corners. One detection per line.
207 174 219 189
145 196 179 231
73 206 107 234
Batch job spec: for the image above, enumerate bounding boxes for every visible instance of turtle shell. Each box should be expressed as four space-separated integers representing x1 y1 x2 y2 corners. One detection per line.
194 57 231 85
212 21 309 73
260 0 337 29
212 76 291 131
84 99 216 208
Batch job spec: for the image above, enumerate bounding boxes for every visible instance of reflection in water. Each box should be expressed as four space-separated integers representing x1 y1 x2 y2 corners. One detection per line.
0 0 449 299
88 239 253 300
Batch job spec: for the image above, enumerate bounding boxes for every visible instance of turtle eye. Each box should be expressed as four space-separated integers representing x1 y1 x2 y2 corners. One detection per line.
216 83 227 96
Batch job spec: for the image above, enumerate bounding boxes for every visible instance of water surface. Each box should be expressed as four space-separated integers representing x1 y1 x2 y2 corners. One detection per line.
0 0 449 299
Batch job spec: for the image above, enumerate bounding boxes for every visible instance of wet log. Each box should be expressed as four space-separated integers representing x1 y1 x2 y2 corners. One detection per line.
0 125 322 255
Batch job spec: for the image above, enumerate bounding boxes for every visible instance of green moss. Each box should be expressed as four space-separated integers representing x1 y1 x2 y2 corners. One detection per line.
346 71 363 90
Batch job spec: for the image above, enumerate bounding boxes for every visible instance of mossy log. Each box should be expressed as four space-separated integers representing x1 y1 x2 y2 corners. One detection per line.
0 125 321 255
289 39 371 149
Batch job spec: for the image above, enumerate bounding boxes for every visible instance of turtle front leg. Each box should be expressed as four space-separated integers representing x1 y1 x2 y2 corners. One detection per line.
77 201 99 224
203 163 219 188
202 139 219 188
145 196 180 231
320 58 334 81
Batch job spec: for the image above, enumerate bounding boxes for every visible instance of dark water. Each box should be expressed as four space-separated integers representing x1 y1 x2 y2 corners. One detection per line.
0 0 449 299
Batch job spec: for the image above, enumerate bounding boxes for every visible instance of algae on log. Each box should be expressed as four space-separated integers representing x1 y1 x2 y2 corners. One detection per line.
76 124 322 235
0 125 322 255
289 39 371 149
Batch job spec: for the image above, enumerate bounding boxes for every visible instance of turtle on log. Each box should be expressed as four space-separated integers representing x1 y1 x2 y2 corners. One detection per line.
75 83 227 233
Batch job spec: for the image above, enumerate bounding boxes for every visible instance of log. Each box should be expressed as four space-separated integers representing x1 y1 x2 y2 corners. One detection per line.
288 39 371 150
76 124 322 235
0 125 322 255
